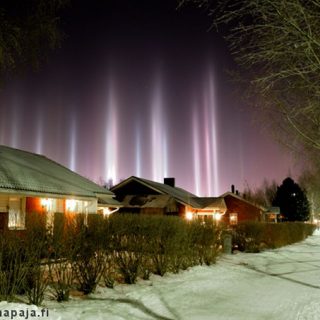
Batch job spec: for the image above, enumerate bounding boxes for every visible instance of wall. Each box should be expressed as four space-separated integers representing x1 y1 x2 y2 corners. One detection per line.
223 194 262 224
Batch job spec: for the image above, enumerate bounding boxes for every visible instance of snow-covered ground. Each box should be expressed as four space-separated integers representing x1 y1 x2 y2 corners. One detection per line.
2 229 320 320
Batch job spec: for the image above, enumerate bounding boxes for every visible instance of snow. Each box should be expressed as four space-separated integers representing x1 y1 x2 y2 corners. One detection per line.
3 230 320 319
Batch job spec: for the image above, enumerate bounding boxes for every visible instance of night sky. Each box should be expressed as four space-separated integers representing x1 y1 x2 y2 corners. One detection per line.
0 0 301 196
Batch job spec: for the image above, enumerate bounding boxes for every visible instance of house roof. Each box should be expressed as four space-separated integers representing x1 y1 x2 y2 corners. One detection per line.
0 145 117 203
195 197 227 210
121 194 173 209
221 192 267 211
111 176 227 210
112 176 201 208
266 207 280 214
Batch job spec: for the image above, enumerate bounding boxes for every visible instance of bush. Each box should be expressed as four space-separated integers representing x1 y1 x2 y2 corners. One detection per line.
105 214 223 279
48 230 74 302
147 216 183 276
233 222 316 252
70 217 107 294
0 213 224 299
189 220 222 265
0 234 30 301
24 218 50 306
106 215 146 284
232 222 265 253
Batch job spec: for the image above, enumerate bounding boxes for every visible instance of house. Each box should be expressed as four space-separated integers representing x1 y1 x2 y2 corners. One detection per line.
0 145 121 232
111 176 268 225
111 176 227 220
220 192 267 225
264 206 280 223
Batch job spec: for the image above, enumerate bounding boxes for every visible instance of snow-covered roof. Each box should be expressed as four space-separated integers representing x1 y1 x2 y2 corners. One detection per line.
0 145 117 203
111 176 227 210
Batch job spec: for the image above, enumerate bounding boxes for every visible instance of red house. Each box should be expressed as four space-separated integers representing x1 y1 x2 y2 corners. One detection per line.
220 192 266 225
111 176 268 225
111 176 227 221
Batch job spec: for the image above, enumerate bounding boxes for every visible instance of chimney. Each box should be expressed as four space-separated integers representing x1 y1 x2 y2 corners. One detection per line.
231 184 235 193
164 177 175 187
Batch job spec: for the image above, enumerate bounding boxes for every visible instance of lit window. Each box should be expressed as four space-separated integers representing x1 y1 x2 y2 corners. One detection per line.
41 198 57 231
41 198 53 211
229 213 238 225
186 211 193 220
66 199 89 214
66 199 77 212
213 213 222 221
8 198 25 230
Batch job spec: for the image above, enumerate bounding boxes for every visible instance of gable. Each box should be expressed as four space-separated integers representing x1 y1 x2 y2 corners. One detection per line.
113 180 160 201
224 194 263 220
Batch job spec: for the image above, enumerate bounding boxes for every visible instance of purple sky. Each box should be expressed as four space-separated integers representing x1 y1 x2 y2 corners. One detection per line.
0 0 301 196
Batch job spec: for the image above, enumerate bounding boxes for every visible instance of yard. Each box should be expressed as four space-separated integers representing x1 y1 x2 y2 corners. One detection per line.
2 229 320 319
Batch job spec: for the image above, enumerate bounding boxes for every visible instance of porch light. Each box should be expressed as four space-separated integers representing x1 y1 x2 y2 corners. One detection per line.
102 207 119 217
66 199 77 211
103 208 111 216
186 211 193 220
214 213 222 221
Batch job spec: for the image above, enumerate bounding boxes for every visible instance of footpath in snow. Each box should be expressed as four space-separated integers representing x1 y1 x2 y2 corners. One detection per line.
2 229 320 320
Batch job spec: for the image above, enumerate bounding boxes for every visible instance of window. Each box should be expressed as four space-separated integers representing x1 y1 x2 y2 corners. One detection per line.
66 199 89 226
41 198 58 231
229 213 238 225
8 197 25 230
66 199 89 214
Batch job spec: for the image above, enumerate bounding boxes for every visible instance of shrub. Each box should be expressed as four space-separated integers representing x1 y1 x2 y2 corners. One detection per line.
0 234 30 301
148 217 179 276
107 215 146 284
48 259 73 302
189 220 222 265
232 221 265 253
48 230 74 302
233 221 316 252
23 219 50 306
70 217 107 294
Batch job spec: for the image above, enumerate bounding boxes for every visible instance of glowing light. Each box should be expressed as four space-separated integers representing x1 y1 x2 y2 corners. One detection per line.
41 198 53 210
208 68 219 196
69 115 77 172
0 59 224 198
186 211 194 220
151 70 168 182
229 213 238 225
10 101 19 149
202 65 219 196
66 199 77 211
102 207 119 217
214 213 222 221
105 77 118 185
192 104 201 196
135 125 142 177
35 104 44 155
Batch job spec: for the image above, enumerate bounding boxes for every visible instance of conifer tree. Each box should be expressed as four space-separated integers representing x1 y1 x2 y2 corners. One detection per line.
273 177 310 221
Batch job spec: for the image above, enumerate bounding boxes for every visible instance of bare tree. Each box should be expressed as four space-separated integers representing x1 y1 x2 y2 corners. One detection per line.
243 179 278 208
0 0 68 78
299 169 320 221
180 0 320 165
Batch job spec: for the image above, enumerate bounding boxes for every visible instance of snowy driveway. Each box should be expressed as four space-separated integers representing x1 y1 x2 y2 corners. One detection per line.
3 230 320 320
